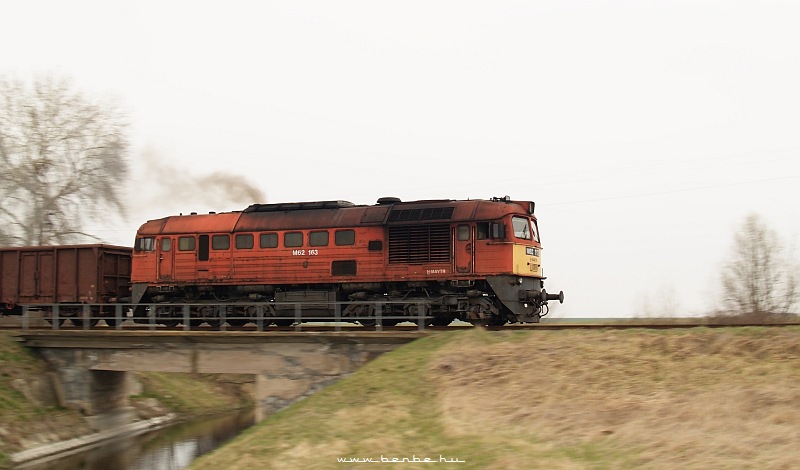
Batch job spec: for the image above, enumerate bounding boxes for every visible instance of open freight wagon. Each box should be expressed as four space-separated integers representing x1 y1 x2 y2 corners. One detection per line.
0 244 132 325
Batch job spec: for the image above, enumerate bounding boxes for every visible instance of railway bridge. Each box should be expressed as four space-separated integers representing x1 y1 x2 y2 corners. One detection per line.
13 330 422 430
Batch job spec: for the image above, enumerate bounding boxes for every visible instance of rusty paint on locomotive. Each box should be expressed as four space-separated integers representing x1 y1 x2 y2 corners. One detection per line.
132 199 543 286
129 197 560 324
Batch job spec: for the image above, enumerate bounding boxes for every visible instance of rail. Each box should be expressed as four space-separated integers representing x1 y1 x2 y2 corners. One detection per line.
5 304 799 333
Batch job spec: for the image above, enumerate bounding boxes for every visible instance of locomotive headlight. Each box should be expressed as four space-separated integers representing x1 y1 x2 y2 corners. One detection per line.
517 277 524 285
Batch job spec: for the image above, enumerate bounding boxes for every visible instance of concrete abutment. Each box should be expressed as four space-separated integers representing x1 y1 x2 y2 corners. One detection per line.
16 331 421 429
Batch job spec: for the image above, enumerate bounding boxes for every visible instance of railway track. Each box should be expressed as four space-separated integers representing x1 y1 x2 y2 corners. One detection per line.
2 319 799 333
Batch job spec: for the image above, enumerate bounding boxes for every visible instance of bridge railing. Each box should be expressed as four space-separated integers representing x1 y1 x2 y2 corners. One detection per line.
14 300 441 332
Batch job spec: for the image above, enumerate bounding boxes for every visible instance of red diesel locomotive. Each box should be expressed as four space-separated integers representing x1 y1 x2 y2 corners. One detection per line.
131 196 563 326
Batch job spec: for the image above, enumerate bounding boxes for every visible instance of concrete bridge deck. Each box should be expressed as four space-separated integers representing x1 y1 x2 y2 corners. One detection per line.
14 330 425 427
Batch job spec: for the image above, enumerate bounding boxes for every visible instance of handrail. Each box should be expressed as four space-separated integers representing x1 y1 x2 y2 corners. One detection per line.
15 300 438 332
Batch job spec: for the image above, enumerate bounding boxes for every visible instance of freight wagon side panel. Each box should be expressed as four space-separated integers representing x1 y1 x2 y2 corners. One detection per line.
103 250 131 300
1 250 20 307
55 246 132 303
20 251 55 300
1 245 132 307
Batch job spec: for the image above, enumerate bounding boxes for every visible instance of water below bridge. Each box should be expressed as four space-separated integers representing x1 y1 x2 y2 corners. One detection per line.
17 411 254 470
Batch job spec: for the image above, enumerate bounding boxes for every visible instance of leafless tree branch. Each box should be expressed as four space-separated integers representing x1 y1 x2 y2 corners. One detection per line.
719 214 798 316
0 74 129 246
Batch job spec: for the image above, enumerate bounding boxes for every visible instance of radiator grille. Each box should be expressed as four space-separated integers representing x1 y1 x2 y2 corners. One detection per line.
388 224 451 264
387 206 454 222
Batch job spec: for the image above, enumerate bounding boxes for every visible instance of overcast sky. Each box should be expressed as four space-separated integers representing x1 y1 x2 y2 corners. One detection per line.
2 1 799 318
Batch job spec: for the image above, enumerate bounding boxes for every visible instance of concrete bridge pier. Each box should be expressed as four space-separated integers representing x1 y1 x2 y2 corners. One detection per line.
17 331 422 428
35 348 137 431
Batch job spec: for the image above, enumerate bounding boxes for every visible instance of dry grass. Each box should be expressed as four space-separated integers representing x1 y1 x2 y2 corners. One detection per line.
432 327 800 469
191 327 800 469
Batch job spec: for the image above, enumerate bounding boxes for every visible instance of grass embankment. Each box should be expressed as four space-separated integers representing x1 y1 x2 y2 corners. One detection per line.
0 331 251 467
0 331 89 467
132 371 253 417
191 327 800 470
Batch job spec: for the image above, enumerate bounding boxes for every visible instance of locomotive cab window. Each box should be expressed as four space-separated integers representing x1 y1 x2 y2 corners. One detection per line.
236 234 254 249
309 231 329 247
161 238 171 252
260 233 278 248
212 235 230 250
512 216 532 240
491 222 505 239
457 225 470 241
178 236 196 251
135 237 155 252
476 222 489 240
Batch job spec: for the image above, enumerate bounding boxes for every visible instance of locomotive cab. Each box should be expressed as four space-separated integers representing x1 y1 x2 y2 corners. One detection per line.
467 199 563 323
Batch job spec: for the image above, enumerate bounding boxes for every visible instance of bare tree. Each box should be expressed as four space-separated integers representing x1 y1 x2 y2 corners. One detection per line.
635 282 680 318
0 75 129 246
720 214 798 316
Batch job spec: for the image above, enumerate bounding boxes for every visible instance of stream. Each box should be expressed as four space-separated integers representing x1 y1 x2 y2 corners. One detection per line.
17 411 254 470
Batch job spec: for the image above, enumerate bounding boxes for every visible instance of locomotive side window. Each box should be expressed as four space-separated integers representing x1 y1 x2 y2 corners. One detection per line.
236 234 254 249
457 224 470 241
491 222 505 239
512 216 532 240
178 236 196 251
260 233 278 248
212 235 230 250
335 230 355 246
285 232 303 248
476 222 489 240
135 237 155 252
309 231 329 247
161 238 171 252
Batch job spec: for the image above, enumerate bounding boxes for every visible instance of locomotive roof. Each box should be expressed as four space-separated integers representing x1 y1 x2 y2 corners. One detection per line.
136 197 535 235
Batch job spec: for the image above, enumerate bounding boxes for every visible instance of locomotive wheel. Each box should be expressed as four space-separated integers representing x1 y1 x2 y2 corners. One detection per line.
466 298 503 326
161 320 180 328
405 303 432 326
431 316 454 327
104 318 119 327
344 303 376 327
227 319 247 327
254 305 276 328
487 314 507 326
70 318 99 328
46 318 65 327
469 315 507 327
255 318 274 328
189 319 204 328
274 319 294 327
